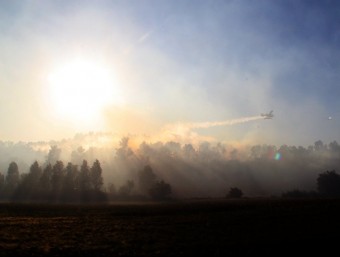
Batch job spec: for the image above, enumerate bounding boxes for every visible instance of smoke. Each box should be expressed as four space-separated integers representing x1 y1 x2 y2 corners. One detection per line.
184 115 264 129
1 135 340 199
156 115 265 144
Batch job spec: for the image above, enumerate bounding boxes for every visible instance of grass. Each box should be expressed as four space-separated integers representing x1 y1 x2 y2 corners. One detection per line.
0 198 340 256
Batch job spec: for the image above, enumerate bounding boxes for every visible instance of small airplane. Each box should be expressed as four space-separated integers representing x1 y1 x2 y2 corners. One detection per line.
261 110 274 119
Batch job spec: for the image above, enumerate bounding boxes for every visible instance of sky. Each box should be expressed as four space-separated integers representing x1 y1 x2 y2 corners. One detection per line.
0 0 339 146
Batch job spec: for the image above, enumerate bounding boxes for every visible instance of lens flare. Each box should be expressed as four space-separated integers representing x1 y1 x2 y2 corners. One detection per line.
274 152 281 161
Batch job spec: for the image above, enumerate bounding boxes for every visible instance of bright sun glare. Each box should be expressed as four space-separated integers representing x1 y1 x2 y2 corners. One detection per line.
48 59 121 125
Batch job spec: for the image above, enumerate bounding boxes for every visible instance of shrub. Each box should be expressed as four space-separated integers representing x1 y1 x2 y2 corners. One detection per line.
226 187 243 199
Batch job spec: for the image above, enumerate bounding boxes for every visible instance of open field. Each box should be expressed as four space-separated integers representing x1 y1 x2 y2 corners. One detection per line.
1 199 340 256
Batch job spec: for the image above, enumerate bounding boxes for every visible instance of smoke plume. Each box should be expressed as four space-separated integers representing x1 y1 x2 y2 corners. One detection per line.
184 116 264 129
157 115 265 143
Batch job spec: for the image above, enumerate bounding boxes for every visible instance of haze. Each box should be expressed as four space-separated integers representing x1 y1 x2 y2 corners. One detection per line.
0 0 339 146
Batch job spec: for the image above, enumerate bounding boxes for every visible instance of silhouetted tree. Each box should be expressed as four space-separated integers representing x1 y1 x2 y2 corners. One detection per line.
5 162 19 197
79 160 91 192
329 141 340 152
90 160 103 191
46 145 61 165
250 145 262 159
149 180 172 200
13 161 42 201
0 172 4 198
39 164 52 199
62 162 79 202
50 161 65 201
71 146 85 165
317 170 340 197
138 165 157 194
118 180 135 198
183 144 196 159
116 137 133 160
29 161 42 181
107 183 117 198
226 187 243 199
0 172 4 186
78 160 98 201
27 161 42 195
314 140 327 152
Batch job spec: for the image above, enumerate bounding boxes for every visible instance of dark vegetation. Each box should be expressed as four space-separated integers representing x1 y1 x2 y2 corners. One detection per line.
226 187 243 198
1 138 340 202
0 159 172 203
1 139 340 255
282 170 340 199
0 199 340 256
317 170 340 197
0 159 106 203
3 156 340 202
1 138 340 198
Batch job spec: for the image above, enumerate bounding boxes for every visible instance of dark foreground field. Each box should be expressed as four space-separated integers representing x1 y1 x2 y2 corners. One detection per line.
1 199 340 256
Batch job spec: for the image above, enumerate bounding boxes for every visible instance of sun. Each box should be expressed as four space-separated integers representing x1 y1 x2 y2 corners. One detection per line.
47 59 122 126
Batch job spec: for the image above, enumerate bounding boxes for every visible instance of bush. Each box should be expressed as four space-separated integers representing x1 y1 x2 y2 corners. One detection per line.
149 180 172 200
226 187 243 199
317 170 340 197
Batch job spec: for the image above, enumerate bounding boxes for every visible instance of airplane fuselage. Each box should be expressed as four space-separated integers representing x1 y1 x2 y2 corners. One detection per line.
261 110 274 119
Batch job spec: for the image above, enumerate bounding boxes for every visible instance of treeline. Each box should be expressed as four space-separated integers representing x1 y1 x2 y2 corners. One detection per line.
0 160 106 202
0 159 172 203
131 139 340 196
1 137 340 198
282 170 340 198
1 155 340 202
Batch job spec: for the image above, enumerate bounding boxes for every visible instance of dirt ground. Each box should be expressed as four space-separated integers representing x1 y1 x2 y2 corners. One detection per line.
0 199 339 256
